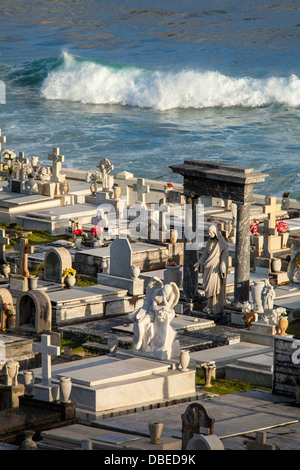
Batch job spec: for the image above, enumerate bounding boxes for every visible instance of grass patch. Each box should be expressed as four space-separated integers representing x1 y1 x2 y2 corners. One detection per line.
60 338 87 356
0 223 74 248
196 372 271 395
75 275 97 287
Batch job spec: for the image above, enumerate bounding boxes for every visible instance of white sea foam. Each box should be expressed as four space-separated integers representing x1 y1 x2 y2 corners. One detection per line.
40 52 300 110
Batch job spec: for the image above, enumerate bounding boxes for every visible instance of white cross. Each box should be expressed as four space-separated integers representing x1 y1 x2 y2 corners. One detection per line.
32 334 60 386
0 228 9 265
133 178 150 205
97 158 114 190
48 147 65 182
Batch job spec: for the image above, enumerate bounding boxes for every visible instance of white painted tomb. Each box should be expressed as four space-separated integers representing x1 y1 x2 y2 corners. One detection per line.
29 355 196 421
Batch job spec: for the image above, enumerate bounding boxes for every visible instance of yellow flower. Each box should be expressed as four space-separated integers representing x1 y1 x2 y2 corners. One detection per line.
296 256 300 267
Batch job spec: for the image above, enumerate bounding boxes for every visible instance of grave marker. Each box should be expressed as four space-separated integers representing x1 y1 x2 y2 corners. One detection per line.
132 178 150 205
32 334 60 387
18 238 34 277
48 147 65 183
97 158 114 190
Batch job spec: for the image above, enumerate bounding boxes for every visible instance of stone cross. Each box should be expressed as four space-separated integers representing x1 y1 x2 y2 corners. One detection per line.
133 178 150 205
263 195 281 230
18 238 34 277
48 147 65 182
32 334 60 387
16 152 30 180
0 229 9 265
97 158 114 190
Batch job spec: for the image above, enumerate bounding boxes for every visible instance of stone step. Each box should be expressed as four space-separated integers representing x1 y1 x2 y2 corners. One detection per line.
225 364 273 389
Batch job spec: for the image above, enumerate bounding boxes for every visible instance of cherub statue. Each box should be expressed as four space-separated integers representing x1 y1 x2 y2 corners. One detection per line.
128 277 180 360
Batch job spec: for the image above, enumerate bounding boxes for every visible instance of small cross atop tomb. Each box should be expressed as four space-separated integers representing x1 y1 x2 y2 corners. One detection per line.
19 238 34 277
48 147 65 183
0 229 9 266
133 178 150 206
262 195 288 259
16 152 29 180
264 196 281 230
97 158 114 190
32 334 60 387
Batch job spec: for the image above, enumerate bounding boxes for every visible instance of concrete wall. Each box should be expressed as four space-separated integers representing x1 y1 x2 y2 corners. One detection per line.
273 336 300 399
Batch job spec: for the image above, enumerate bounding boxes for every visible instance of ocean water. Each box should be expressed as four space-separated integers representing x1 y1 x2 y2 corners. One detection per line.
0 0 299 196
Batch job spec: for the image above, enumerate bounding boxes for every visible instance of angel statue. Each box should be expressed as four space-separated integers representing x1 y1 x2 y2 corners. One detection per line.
128 276 180 360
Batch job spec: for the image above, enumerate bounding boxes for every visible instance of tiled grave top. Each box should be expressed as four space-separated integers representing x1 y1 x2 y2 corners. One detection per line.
25 203 98 220
47 285 128 303
49 356 170 387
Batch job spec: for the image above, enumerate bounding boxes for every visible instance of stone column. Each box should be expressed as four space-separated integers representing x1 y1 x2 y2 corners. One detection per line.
234 201 251 305
183 195 200 302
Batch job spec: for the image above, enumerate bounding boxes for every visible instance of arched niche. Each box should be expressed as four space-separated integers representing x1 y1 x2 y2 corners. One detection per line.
16 290 52 334
44 247 72 284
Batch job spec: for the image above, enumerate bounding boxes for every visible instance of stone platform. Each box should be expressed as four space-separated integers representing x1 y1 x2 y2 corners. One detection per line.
47 284 144 326
28 355 196 422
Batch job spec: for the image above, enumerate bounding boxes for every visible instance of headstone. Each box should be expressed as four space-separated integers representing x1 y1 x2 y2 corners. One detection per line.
110 238 132 279
16 290 52 334
32 334 60 402
132 178 150 206
262 195 288 258
181 402 216 450
44 247 72 284
48 147 65 183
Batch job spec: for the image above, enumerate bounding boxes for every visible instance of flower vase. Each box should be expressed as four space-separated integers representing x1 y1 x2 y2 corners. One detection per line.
75 237 82 249
251 279 265 314
180 350 190 371
101 258 109 273
278 316 289 336
148 422 164 445
271 258 282 273
170 228 178 244
59 376 72 403
65 275 76 288
7 314 16 329
281 232 289 248
90 182 97 195
19 430 38 450
114 186 122 199
28 275 38 290
131 265 140 279
24 371 35 396
2 263 10 278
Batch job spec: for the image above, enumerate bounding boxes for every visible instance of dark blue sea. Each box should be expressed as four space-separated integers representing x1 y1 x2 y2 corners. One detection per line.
0 0 299 196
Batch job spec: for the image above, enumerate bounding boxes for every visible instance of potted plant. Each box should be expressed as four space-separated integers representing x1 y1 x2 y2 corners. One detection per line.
89 172 101 195
73 228 84 249
90 226 103 247
276 217 289 248
164 258 182 288
277 308 289 336
2 303 15 329
63 268 76 288
2 149 16 161
242 301 258 328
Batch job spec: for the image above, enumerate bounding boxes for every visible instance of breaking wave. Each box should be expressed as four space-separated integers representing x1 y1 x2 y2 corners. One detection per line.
40 52 300 110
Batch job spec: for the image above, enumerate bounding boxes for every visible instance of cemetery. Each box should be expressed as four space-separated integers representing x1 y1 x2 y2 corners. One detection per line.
1 129 300 452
